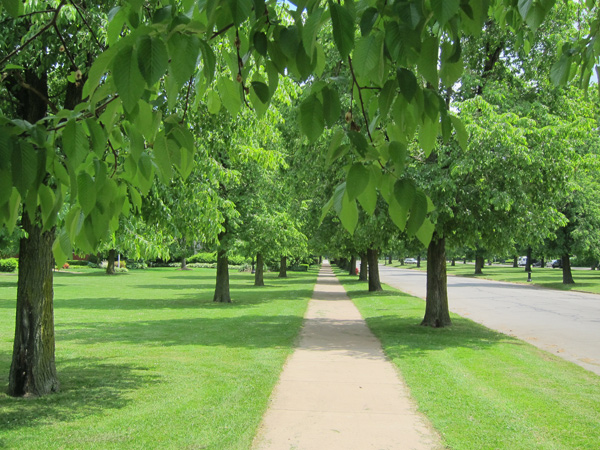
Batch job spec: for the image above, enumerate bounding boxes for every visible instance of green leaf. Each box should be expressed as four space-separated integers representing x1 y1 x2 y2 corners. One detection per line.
415 218 435 247
348 131 368 157
1 0 22 17
388 141 407 174
153 132 172 184
319 195 334 223
354 33 383 79
251 81 270 103
431 0 459 25
207 89 221 114
346 163 369 201
302 7 323 55
329 0 355 59
253 32 268 56
38 184 56 229
63 120 87 167
419 117 437 157
228 0 252 25
52 229 72 269
113 45 145 113
11 142 38 197
129 186 142 212
217 77 242 116
406 190 427 236
322 87 341 127
440 42 463 87
450 115 468 150
388 179 415 230
199 40 216 84
379 79 397 118
340 192 358 234
550 54 572 86
300 94 324 143
85 118 107 157
137 35 168 86
168 33 200 90
360 7 378 36
397 68 418 102
417 36 438 88
357 167 377 215
77 172 96 215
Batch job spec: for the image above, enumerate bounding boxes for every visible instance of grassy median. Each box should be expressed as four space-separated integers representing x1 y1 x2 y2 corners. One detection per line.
335 269 600 450
0 267 317 449
382 260 600 294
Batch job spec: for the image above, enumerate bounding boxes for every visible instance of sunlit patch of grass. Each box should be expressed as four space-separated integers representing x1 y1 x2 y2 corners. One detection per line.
0 267 318 449
336 268 600 450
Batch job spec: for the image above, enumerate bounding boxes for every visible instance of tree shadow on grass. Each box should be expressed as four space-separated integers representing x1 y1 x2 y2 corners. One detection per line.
55 315 305 348
53 285 315 310
0 355 157 436
362 314 519 359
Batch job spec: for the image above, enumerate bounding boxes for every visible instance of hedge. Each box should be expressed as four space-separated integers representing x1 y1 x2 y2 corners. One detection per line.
0 258 18 272
187 252 249 265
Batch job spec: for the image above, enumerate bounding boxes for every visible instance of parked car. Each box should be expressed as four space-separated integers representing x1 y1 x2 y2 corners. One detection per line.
551 259 562 269
517 256 527 266
404 258 418 264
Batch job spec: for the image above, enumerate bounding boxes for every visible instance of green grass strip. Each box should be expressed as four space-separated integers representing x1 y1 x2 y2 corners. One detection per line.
383 261 600 295
0 267 318 449
334 268 600 450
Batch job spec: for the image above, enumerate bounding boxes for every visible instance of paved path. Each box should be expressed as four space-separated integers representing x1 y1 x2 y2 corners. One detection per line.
252 262 441 450
378 264 600 376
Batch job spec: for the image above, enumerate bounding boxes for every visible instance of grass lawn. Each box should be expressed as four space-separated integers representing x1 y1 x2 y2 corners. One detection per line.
0 267 318 449
335 269 600 450
382 260 600 295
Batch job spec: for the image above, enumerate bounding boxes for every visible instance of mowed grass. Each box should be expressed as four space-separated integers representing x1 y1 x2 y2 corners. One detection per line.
0 267 318 449
334 269 600 450
383 260 600 294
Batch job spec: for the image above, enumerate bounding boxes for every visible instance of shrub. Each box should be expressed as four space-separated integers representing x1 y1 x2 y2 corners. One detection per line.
67 259 90 266
289 264 309 272
187 252 217 264
0 258 18 272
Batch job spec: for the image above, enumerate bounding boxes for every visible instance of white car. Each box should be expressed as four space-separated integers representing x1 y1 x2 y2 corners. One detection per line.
517 256 527 266
404 258 418 264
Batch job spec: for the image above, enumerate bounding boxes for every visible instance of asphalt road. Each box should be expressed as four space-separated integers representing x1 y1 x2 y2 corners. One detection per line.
377 264 600 376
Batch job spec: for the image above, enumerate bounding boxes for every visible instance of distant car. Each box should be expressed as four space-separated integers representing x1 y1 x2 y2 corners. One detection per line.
517 256 527 266
404 258 418 264
532 261 542 267
551 259 562 269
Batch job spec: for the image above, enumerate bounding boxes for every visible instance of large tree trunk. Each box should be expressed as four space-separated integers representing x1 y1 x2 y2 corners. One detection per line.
416 254 421 268
513 256 518 268
359 252 368 281
254 252 264 286
367 248 382 292
106 249 116 275
474 255 484 274
181 257 188 270
213 249 231 302
278 256 287 278
421 234 452 327
525 247 532 273
451 258 456 266
388 255 392 264
9 212 59 397
348 255 356 276
562 254 575 284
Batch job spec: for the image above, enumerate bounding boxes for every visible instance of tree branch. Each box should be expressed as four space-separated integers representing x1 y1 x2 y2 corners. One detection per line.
69 0 105 52
0 0 67 67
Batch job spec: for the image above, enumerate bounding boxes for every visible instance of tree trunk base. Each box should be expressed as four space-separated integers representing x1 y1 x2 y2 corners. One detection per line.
421 234 452 328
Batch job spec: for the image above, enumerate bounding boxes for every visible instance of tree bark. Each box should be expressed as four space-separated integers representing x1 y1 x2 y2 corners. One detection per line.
367 248 383 292
181 257 188 270
513 256 518 268
213 249 231 302
278 255 287 278
474 255 484 274
348 255 356 276
9 212 59 397
525 247 532 273
254 252 264 286
416 254 421 268
421 234 452 328
388 255 392 264
451 258 456 266
359 253 368 281
106 249 116 275
562 254 575 284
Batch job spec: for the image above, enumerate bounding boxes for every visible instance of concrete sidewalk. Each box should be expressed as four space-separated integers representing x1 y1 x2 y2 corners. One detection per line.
252 262 441 450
